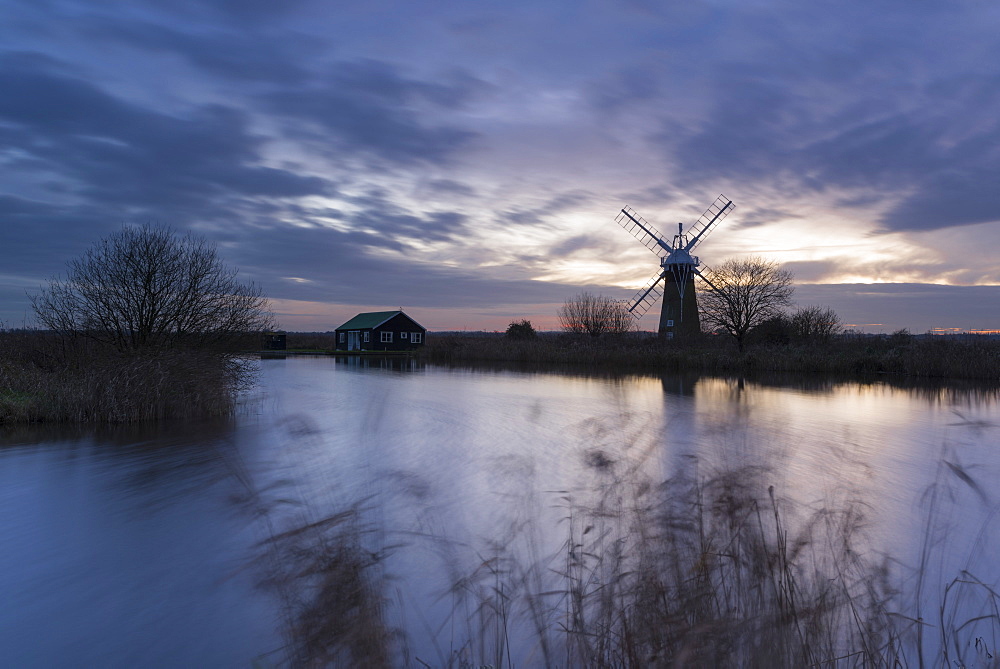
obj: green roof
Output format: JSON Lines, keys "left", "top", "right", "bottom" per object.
{"left": 335, "top": 310, "right": 404, "bottom": 330}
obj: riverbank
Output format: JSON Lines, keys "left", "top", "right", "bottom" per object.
{"left": 418, "top": 332, "right": 1000, "bottom": 381}
{"left": 0, "top": 330, "right": 254, "bottom": 423}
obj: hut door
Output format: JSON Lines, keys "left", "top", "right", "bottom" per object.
{"left": 347, "top": 331, "right": 360, "bottom": 351}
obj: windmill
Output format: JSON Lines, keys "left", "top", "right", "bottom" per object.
{"left": 615, "top": 195, "right": 735, "bottom": 339}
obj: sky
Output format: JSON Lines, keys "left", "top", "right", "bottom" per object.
{"left": 1, "top": 0, "right": 999, "bottom": 333}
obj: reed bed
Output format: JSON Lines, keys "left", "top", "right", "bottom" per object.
{"left": 419, "top": 333, "right": 1000, "bottom": 381}
{"left": 285, "top": 332, "right": 340, "bottom": 351}
{"left": 0, "top": 329, "right": 254, "bottom": 423}
{"left": 256, "top": 501, "right": 395, "bottom": 668}
{"left": 256, "top": 447, "right": 1000, "bottom": 668}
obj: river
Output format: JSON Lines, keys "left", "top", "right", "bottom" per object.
{"left": 2, "top": 356, "right": 998, "bottom": 667}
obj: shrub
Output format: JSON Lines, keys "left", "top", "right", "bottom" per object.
{"left": 505, "top": 319, "right": 537, "bottom": 340}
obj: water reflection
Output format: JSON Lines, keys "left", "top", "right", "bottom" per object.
{"left": 1, "top": 357, "right": 998, "bottom": 666}
{"left": 332, "top": 355, "right": 423, "bottom": 372}
{"left": 0, "top": 418, "right": 279, "bottom": 667}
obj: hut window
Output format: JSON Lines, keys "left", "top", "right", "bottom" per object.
{"left": 411, "top": 332, "right": 422, "bottom": 344}
{"left": 401, "top": 332, "right": 408, "bottom": 339}
{"left": 380, "top": 331, "right": 393, "bottom": 343}
{"left": 339, "top": 332, "right": 345, "bottom": 343}
{"left": 364, "top": 332, "right": 370, "bottom": 342}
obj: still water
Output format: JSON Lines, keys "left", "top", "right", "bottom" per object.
{"left": 1, "top": 356, "right": 998, "bottom": 666}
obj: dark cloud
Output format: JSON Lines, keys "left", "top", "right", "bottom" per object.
{"left": 549, "top": 234, "right": 606, "bottom": 258}
{"left": 0, "top": 196, "right": 115, "bottom": 276}
{"left": 122, "top": 0, "right": 316, "bottom": 24}
{"left": 0, "top": 54, "right": 331, "bottom": 212}
{"left": 262, "top": 59, "right": 482, "bottom": 166}
{"left": 423, "top": 179, "right": 478, "bottom": 198}
{"left": 653, "top": 11, "right": 1000, "bottom": 233}
{"left": 500, "top": 190, "right": 595, "bottom": 226}
{"left": 327, "top": 60, "right": 486, "bottom": 110}
{"left": 879, "top": 166, "right": 1000, "bottom": 232}
{"left": 87, "top": 19, "right": 316, "bottom": 84}
{"left": 196, "top": 0, "right": 315, "bottom": 22}
{"left": 221, "top": 222, "right": 591, "bottom": 312}
{"left": 733, "top": 205, "right": 801, "bottom": 229}
{"left": 780, "top": 260, "right": 842, "bottom": 283}
{"left": 588, "top": 65, "right": 664, "bottom": 113}
{"left": 334, "top": 188, "right": 470, "bottom": 244}
{"left": 669, "top": 72, "right": 1000, "bottom": 232}
{"left": 794, "top": 283, "right": 1000, "bottom": 332}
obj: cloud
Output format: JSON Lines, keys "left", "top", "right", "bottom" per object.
{"left": 794, "top": 283, "right": 1000, "bottom": 332}
{"left": 879, "top": 164, "right": 1000, "bottom": 232}
{"left": 87, "top": 19, "right": 317, "bottom": 84}
{"left": 0, "top": 196, "right": 122, "bottom": 274}
{"left": 0, "top": 53, "right": 331, "bottom": 212}
{"left": 648, "top": 6, "right": 1000, "bottom": 234}
{"left": 588, "top": 65, "right": 664, "bottom": 114}
{"left": 220, "top": 222, "right": 595, "bottom": 314}
{"left": 499, "top": 190, "right": 595, "bottom": 226}
{"left": 548, "top": 234, "right": 606, "bottom": 258}
{"left": 336, "top": 188, "right": 471, "bottom": 244}
{"left": 126, "top": 0, "right": 317, "bottom": 24}
{"left": 262, "top": 59, "right": 483, "bottom": 166}
{"left": 1, "top": 0, "right": 999, "bottom": 333}
{"left": 422, "top": 179, "right": 478, "bottom": 198}
{"left": 780, "top": 260, "right": 842, "bottom": 283}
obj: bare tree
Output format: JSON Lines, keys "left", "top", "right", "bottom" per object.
{"left": 700, "top": 257, "right": 794, "bottom": 351}
{"left": 558, "top": 292, "right": 635, "bottom": 337}
{"left": 31, "top": 225, "right": 275, "bottom": 352}
{"left": 790, "top": 306, "right": 842, "bottom": 343}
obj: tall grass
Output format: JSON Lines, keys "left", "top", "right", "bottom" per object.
{"left": 256, "top": 501, "right": 395, "bottom": 667}
{"left": 449, "top": 463, "right": 902, "bottom": 668}
{"left": 253, "top": 442, "right": 1000, "bottom": 668}
{"left": 285, "top": 332, "right": 340, "bottom": 351}
{"left": 419, "top": 333, "right": 1000, "bottom": 381}
{"left": 0, "top": 328, "right": 254, "bottom": 423}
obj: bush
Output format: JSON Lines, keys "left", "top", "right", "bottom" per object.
{"left": 505, "top": 319, "right": 537, "bottom": 340}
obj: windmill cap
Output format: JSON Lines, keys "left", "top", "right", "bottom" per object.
{"left": 662, "top": 248, "right": 697, "bottom": 266}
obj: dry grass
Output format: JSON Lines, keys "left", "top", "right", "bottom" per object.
{"left": 419, "top": 333, "right": 1000, "bottom": 381}
{"left": 0, "top": 328, "right": 254, "bottom": 423}
{"left": 254, "top": 446, "right": 1000, "bottom": 668}
{"left": 256, "top": 503, "right": 397, "bottom": 668}
{"left": 436, "top": 463, "right": 903, "bottom": 668}
{"left": 285, "top": 332, "right": 340, "bottom": 351}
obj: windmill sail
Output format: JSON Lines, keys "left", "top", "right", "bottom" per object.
{"left": 616, "top": 206, "right": 672, "bottom": 257}
{"left": 627, "top": 270, "right": 665, "bottom": 317}
{"left": 694, "top": 262, "right": 721, "bottom": 292}
{"left": 685, "top": 195, "right": 735, "bottom": 250}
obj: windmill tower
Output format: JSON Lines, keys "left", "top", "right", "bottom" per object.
{"left": 615, "top": 195, "right": 735, "bottom": 339}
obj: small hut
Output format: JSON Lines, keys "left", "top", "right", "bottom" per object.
{"left": 261, "top": 331, "right": 287, "bottom": 350}
{"left": 334, "top": 310, "right": 427, "bottom": 351}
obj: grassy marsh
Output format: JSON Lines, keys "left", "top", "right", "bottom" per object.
{"left": 0, "top": 328, "right": 256, "bottom": 423}
{"left": 419, "top": 333, "right": 1000, "bottom": 382}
